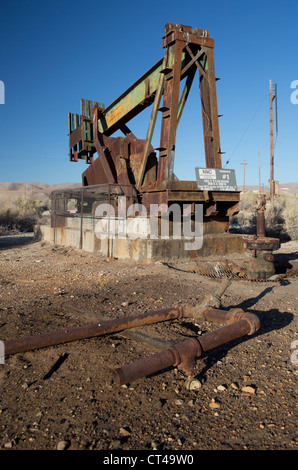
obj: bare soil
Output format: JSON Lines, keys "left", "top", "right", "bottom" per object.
{"left": 0, "top": 236, "right": 297, "bottom": 452}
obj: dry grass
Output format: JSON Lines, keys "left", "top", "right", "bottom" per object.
{"left": 1, "top": 192, "right": 297, "bottom": 241}
{"left": 231, "top": 192, "right": 298, "bottom": 240}
{"left": 0, "top": 197, "right": 46, "bottom": 235}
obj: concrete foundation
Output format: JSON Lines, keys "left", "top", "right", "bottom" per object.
{"left": 38, "top": 220, "right": 246, "bottom": 261}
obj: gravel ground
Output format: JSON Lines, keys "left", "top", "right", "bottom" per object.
{"left": 0, "top": 236, "right": 297, "bottom": 452}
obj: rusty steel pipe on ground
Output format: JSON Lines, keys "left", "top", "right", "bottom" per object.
{"left": 116, "top": 337, "right": 202, "bottom": 386}
{"left": 195, "top": 307, "right": 261, "bottom": 335}
{"left": 4, "top": 306, "right": 192, "bottom": 357}
{"left": 114, "top": 310, "right": 260, "bottom": 385}
{"left": 3, "top": 278, "right": 232, "bottom": 357}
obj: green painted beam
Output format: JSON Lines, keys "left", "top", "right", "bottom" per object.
{"left": 98, "top": 52, "right": 188, "bottom": 136}
{"left": 98, "top": 57, "right": 164, "bottom": 135}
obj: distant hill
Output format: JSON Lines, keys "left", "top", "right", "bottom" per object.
{"left": 238, "top": 182, "right": 298, "bottom": 194}
{"left": 0, "top": 181, "right": 297, "bottom": 203}
{"left": 0, "top": 182, "right": 81, "bottom": 202}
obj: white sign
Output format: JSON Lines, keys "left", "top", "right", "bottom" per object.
{"left": 195, "top": 168, "right": 237, "bottom": 191}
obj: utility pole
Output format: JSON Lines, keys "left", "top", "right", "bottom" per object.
{"left": 258, "top": 149, "right": 261, "bottom": 194}
{"left": 269, "top": 79, "right": 277, "bottom": 203}
{"left": 241, "top": 160, "right": 247, "bottom": 193}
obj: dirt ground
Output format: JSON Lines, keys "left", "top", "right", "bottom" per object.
{"left": 0, "top": 234, "right": 297, "bottom": 452}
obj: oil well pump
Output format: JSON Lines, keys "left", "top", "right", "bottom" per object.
{"left": 67, "top": 22, "right": 239, "bottom": 232}
{"left": 48, "top": 22, "right": 279, "bottom": 278}
{"left": 6, "top": 24, "right": 283, "bottom": 381}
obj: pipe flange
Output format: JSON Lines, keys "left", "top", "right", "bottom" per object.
{"left": 168, "top": 337, "right": 202, "bottom": 376}
{"left": 227, "top": 308, "right": 261, "bottom": 335}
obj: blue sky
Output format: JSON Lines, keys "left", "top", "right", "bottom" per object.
{"left": 0, "top": 0, "right": 297, "bottom": 187}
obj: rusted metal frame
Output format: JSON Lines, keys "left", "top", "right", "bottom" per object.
{"left": 205, "top": 46, "right": 222, "bottom": 168}
{"left": 69, "top": 99, "right": 103, "bottom": 163}
{"left": 69, "top": 123, "right": 95, "bottom": 164}
{"left": 135, "top": 53, "right": 167, "bottom": 190}
{"left": 164, "top": 45, "right": 204, "bottom": 82}
{"left": 166, "top": 190, "right": 207, "bottom": 202}
{"left": 177, "top": 64, "right": 196, "bottom": 125}
{"left": 156, "top": 40, "right": 184, "bottom": 185}
{"left": 137, "top": 47, "right": 203, "bottom": 190}
{"left": 98, "top": 58, "right": 164, "bottom": 136}
{"left": 186, "top": 41, "right": 221, "bottom": 168}
{"left": 212, "top": 191, "right": 240, "bottom": 202}
{"left": 205, "top": 202, "right": 218, "bottom": 217}
{"left": 120, "top": 125, "right": 137, "bottom": 141}
{"left": 166, "top": 39, "right": 184, "bottom": 182}
{"left": 92, "top": 107, "right": 115, "bottom": 184}
{"left": 155, "top": 48, "right": 174, "bottom": 185}
{"left": 196, "top": 44, "right": 222, "bottom": 169}
{"left": 186, "top": 45, "right": 208, "bottom": 80}
{"left": 226, "top": 201, "right": 240, "bottom": 217}
{"left": 162, "top": 28, "right": 214, "bottom": 50}
{"left": 97, "top": 49, "right": 191, "bottom": 140}
{"left": 198, "top": 53, "right": 215, "bottom": 168}
{"left": 68, "top": 116, "right": 81, "bottom": 162}
{"left": 68, "top": 113, "right": 76, "bottom": 162}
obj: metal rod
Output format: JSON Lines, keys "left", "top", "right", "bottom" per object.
{"left": 3, "top": 278, "right": 232, "bottom": 357}
{"left": 115, "top": 337, "right": 202, "bottom": 386}
{"left": 3, "top": 306, "right": 189, "bottom": 357}
{"left": 114, "top": 311, "right": 260, "bottom": 385}
{"left": 198, "top": 319, "right": 250, "bottom": 352}
{"left": 116, "top": 347, "right": 178, "bottom": 386}
{"left": 257, "top": 211, "right": 266, "bottom": 238}
{"left": 254, "top": 194, "right": 266, "bottom": 238}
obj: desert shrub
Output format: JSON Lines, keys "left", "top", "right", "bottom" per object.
{"left": 0, "top": 198, "right": 45, "bottom": 234}
{"left": 265, "top": 197, "right": 287, "bottom": 239}
{"left": 230, "top": 192, "right": 256, "bottom": 234}
{"left": 282, "top": 194, "right": 298, "bottom": 240}
{"left": 230, "top": 192, "right": 298, "bottom": 240}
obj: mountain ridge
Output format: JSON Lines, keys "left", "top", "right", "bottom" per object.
{"left": 0, "top": 181, "right": 297, "bottom": 202}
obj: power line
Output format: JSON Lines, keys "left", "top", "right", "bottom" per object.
{"left": 0, "top": 155, "right": 66, "bottom": 160}
{"left": 224, "top": 92, "right": 268, "bottom": 168}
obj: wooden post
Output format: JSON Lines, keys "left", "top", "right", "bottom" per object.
{"left": 258, "top": 149, "right": 261, "bottom": 194}
{"left": 241, "top": 160, "right": 247, "bottom": 193}
{"left": 269, "top": 80, "right": 274, "bottom": 202}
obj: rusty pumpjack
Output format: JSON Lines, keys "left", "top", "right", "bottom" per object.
{"left": 66, "top": 22, "right": 279, "bottom": 275}
{"left": 2, "top": 24, "right": 279, "bottom": 386}
{"left": 67, "top": 22, "right": 239, "bottom": 236}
